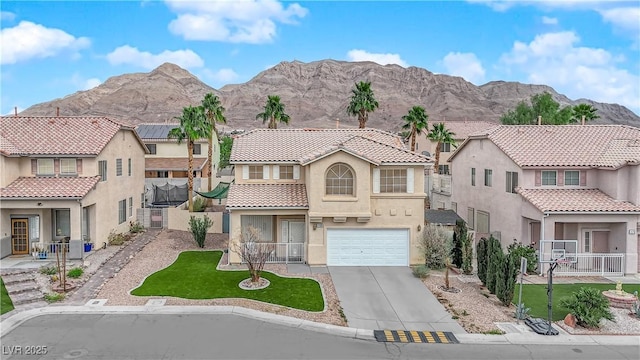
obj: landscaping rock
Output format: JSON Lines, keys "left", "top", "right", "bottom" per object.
{"left": 564, "top": 313, "right": 577, "bottom": 328}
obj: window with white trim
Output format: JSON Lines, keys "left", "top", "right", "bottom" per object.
{"left": 128, "top": 197, "right": 133, "bottom": 217}
{"left": 60, "top": 158, "right": 77, "bottom": 175}
{"left": 484, "top": 169, "right": 492, "bottom": 187}
{"left": 380, "top": 169, "right": 407, "bottom": 193}
{"left": 506, "top": 171, "right": 518, "bottom": 193}
{"left": 467, "top": 207, "right": 475, "bottom": 230}
{"left": 193, "top": 143, "right": 202, "bottom": 155}
{"left": 128, "top": 158, "right": 132, "bottom": 176}
{"left": 54, "top": 209, "right": 70, "bottom": 237}
{"left": 542, "top": 171, "right": 557, "bottom": 186}
{"left": 37, "top": 159, "right": 54, "bottom": 175}
{"left": 326, "top": 163, "right": 354, "bottom": 195}
{"left": 471, "top": 168, "right": 476, "bottom": 186}
{"left": 147, "top": 144, "right": 157, "bottom": 154}
{"left": 248, "top": 165, "right": 264, "bottom": 179}
{"left": 440, "top": 142, "right": 452, "bottom": 152}
{"left": 438, "top": 164, "right": 450, "bottom": 175}
{"left": 98, "top": 160, "right": 107, "bottom": 181}
{"left": 118, "top": 199, "right": 126, "bottom": 224}
{"left": 279, "top": 165, "right": 294, "bottom": 179}
{"left": 116, "top": 159, "right": 123, "bottom": 176}
{"left": 564, "top": 170, "right": 579, "bottom": 186}
{"left": 477, "top": 210, "right": 490, "bottom": 233}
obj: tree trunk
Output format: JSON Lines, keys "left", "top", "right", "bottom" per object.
{"left": 251, "top": 270, "right": 260, "bottom": 283}
{"left": 410, "top": 127, "right": 416, "bottom": 152}
{"left": 269, "top": 117, "right": 276, "bottom": 129}
{"left": 187, "top": 140, "right": 194, "bottom": 212}
{"left": 434, "top": 142, "right": 442, "bottom": 171}
{"left": 207, "top": 129, "right": 213, "bottom": 192}
{"left": 359, "top": 111, "right": 366, "bottom": 128}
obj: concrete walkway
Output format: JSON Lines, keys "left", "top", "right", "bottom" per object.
{"left": 329, "top": 267, "right": 465, "bottom": 333}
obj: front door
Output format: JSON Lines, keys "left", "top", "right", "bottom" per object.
{"left": 288, "top": 221, "right": 305, "bottom": 258}
{"left": 11, "top": 219, "right": 29, "bottom": 255}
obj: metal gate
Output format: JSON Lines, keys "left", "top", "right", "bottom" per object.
{"left": 150, "top": 209, "right": 163, "bottom": 228}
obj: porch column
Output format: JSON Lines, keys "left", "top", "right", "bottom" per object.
{"left": 625, "top": 220, "right": 638, "bottom": 275}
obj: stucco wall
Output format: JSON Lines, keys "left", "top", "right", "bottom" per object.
{"left": 167, "top": 208, "right": 222, "bottom": 233}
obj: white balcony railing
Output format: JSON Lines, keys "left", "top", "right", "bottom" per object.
{"left": 551, "top": 253, "right": 625, "bottom": 276}
{"left": 243, "top": 242, "right": 305, "bottom": 264}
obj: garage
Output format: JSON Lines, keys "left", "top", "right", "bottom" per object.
{"left": 326, "top": 228, "right": 409, "bottom": 266}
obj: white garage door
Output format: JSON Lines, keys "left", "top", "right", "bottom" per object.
{"left": 326, "top": 229, "right": 409, "bottom": 266}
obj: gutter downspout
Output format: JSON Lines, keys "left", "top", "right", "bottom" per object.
{"left": 539, "top": 212, "right": 550, "bottom": 276}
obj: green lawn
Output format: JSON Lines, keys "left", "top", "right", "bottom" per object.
{"left": 1, "top": 277, "right": 15, "bottom": 315}
{"left": 519, "top": 283, "right": 640, "bottom": 321}
{"left": 131, "top": 251, "right": 324, "bottom": 311}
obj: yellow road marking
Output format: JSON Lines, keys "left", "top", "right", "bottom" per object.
{"left": 410, "top": 330, "right": 422, "bottom": 343}
{"left": 422, "top": 331, "right": 436, "bottom": 342}
{"left": 384, "top": 330, "right": 394, "bottom": 342}
{"left": 397, "top": 331, "right": 408, "bottom": 342}
{"left": 436, "top": 331, "right": 449, "bottom": 343}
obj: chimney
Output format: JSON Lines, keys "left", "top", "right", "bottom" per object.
{"left": 537, "top": 115, "right": 542, "bottom": 125}
{"left": 56, "top": 107, "right": 60, "bottom": 117}
{"left": 14, "top": 107, "right": 17, "bottom": 116}
{"left": 581, "top": 115, "right": 585, "bottom": 126}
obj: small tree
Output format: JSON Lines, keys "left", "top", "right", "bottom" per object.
{"left": 501, "top": 252, "right": 519, "bottom": 306}
{"left": 419, "top": 224, "right": 452, "bottom": 269}
{"left": 486, "top": 236, "right": 502, "bottom": 294}
{"left": 477, "top": 237, "right": 488, "bottom": 285}
{"left": 443, "top": 256, "right": 452, "bottom": 290}
{"left": 461, "top": 232, "right": 473, "bottom": 275}
{"left": 561, "top": 287, "right": 614, "bottom": 328}
{"left": 231, "top": 226, "right": 271, "bottom": 283}
{"left": 452, "top": 220, "right": 466, "bottom": 268}
{"left": 188, "top": 215, "right": 213, "bottom": 248}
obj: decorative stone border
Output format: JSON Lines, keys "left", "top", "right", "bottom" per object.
{"left": 239, "top": 278, "right": 270, "bottom": 290}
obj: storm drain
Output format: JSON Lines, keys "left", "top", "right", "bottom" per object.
{"left": 373, "top": 330, "right": 458, "bottom": 343}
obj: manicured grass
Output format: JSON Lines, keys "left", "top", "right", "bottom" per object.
{"left": 131, "top": 251, "right": 324, "bottom": 311}
{"left": 1, "top": 277, "right": 15, "bottom": 315}
{"left": 520, "top": 283, "right": 640, "bottom": 321}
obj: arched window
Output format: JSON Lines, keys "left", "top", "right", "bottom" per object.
{"left": 325, "top": 163, "right": 354, "bottom": 195}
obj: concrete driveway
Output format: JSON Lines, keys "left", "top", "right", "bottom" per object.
{"left": 329, "top": 267, "right": 465, "bottom": 332}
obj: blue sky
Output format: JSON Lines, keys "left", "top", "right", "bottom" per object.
{"left": 2, "top": 0, "right": 639, "bottom": 116}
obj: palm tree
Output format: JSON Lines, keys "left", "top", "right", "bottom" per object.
{"left": 347, "top": 81, "right": 379, "bottom": 128}
{"left": 571, "top": 103, "right": 599, "bottom": 124}
{"left": 168, "top": 105, "right": 210, "bottom": 212}
{"left": 201, "top": 93, "right": 226, "bottom": 192}
{"left": 256, "top": 95, "right": 290, "bottom": 129}
{"left": 427, "top": 122, "right": 456, "bottom": 173}
{"left": 401, "top": 106, "right": 429, "bottom": 152}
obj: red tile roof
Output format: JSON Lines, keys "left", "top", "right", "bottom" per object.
{"left": 145, "top": 157, "right": 208, "bottom": 171}
{"left": 1, "top": 176, "right": 101, "bottom": 199}
{"left": 456, "top": 125, "right": 640, "bottom": 168}
{"left": 227, "top": 184, "right": 309, "bottom": 209}
{"left": 0, "top": 116, "right": 135, "bottom": 156}
{"left": 434, "top": 120, "right": 499, "bottom": 140}
{"left": 230, "top": 128, "right": 429, "bottom": 164}
{"left": 517, "top": 188, "right": 640, "bottom": 213}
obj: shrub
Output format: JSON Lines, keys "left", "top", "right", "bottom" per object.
{"left": 108, "top": 231, "right": 126, "bottom": 246}
{"left": 451, "top": 220, "right": 465, "bottom": 268}
{"left": 631, "top": 291, "right": 640, "bottom": 319}
{"left": 193, "top": 196, "right": 207, "bottom": 212}
{"left": 514, "top": 302, "right": 531, "bottom": 320}
{"left": 507, "top": 242, "right": 538, "bottom": 274}
{"left": 67, "top": 267, "right": 84, "bottom": 279}
{"left": 39, "top": 265, "right": 57, "bottom": 275}
{"left": 129, "top": 221, "right": 145, "bottom": 233}
{"left": 189, "top": 215, "right": 213, "bottom": 248}
{"left": 44, "top": 292, "right": 65, "bottom": 303}
{"left": 560, "top": 287, "right": 614, "bottom": 328}
{"left": 485, "top": 236, "right": 502, "bottom": 294}
{"left": 497, "top": 253, "right": 518, "bottom": 306}
{"left": 419, "top": 224, "right": 452, "bottom": 269}
{"left": 477, "top": 237, "right": 488, "bottom": 285}
{"left": 461, "top": 232, "right": 473, "bottom": 275}
{"left": 411, "top": 264, "right": 430, "bottom": 279}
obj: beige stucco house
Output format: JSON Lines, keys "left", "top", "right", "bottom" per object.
{"left": 1, "top": 116, "right": 147, "bottom": 259}
{"left": 226, "top": 129, "right": 432, "bottom": 266}
{"left": 449, "top": 124, "right": 640, "bottom": 275}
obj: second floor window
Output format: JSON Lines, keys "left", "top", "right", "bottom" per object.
{"left": 157, "top": 171, "right": 168, "bottom": 178}
{"left": 564, "top": 170, "right": 579, "bottom": 186}
{"left": 193, "top": 143, "right": 202, "bottom": 155}
{"left": 37, "top": 159, "right": 54, "bottom": 175}
{"left": 440, "top": 142, "right": 452, "bottom": 152}
{"left": 128, "top": 158, "right": 132, "bottom": 176}
{"left": 380, "top": 169, "right": 407, "bottom": 193}
{"left": 484, "top": 169, "right": 492, "bottom": 187}
{"left": 471, "top": 168, "right": 476, "bottom": 186}
{"left": 249, "top": 165, "right": 264, "bottom": 179}
{"left": 147, "top": 144, "right": 157, "bottom": 154}
{"left": 542, "top": 170, "right": 557, "bottom": 186}
{"left": 438, "top": 164, "right": 450, "bottom": 175}
{"left": 98, "top": 160, "right": 107, "bottom": 181}
{"left": 279, "top": 165, "right": 294, "bottom": 179}
{"left": 116, "top": 159, "right": 123, "bottom": 176}
{"left": 506, "top": 171, "right": 518, "bottom": 193}
{"left": 326, "top": 163, "right": 354, "bottom": 195}
{"left": 60, "top": 158, "right": 77, "bottom": 175}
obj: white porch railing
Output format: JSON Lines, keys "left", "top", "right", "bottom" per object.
{"left": 431, "top": 174, "right": 452, "bottom": 195}
{"left": 552, "top": 253, "right": 625, "bottom": 276}
{"left": 243, "top": 243, "right": 305, "bottom": 264}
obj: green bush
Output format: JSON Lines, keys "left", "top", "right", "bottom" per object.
{"left": 486, "top": 236, "right": 502, "bottom": 294}
{"left": 108, "top": 231, "right": 126, "bottom": 246}
{"left": 411, "top": 264, "right": 430, "bottom": 279}
{"left": 419, "top": 224, "right": 452, "bottom": 269}
{"left": 477, "top": 237, "right": 488, "bottom": 285}
{"left": 560, "top": 287, "right": 614, "bottom": 328}
{"left": 44, "top": 292, "right": 65, "bottom": 303}
{"left": 451, "top": 220, "right": 465, "bottom": 268}
{"left": 461, "top": 232, "right": 473, "bottom": 275}
{"left": 497, "top": 253, "right": 518, "bottom": 306}
{"left": 129, "top": 221, "right": 145, "bottom": 233}
{"left": 193, "top": 196, "right": 207, "bottom": 212}
{"left": 39, "top": 265, "right": 57, "bottom": 275}
{"left": 189, "top": 215, "right": 213, "bottom": 248}
{"left": 507, "top": 242, "right": 538, "bottom": 274}
{"left": 67, "top": 267, "right": 84, "bottom": 278}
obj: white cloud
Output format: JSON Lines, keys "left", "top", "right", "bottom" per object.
{"left": 599, "top": 7, "right": 640, "bottom": 33}
{"left": 542, "top": 16, "right": 558, "bottom": 25}
{"left": 442, "top": 52, "right": 486, "bottom": 84}
{"left": 1, "top": 11, "right": 16, "bottom": 21}
{"left": 106, "top": 45, "right": 204, "bottom": 69}
{"left": 165, "top": 0, "right": 308, "bottom": 44}
{"left": 500, "top": 31, "right": 639, "bottom": 111}
{"left": 202, "top": 68, "right": 239, "bottom": 84}
{"left": 346, "top": 49, "right": 408, "bottom": 67}
{"left": 0, "top": 21, "right": 90, "bottom": 65}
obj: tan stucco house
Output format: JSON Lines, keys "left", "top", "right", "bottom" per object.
{"left": 227, "top": 129, "right": 432, "bottom": 266}
{"left": 449, "top": 124, "right": 640, "bottom": 275}
{"left": 1, "top": 116, "right": 147, "bottom": 259}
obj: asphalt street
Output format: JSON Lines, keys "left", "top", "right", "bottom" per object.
{"left": 1, "top": 314, "right": 639, "bottom": 360}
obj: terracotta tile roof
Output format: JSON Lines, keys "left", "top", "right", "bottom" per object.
{"left": 517, "top": 188, "right": 640, "bottom": 213}
{"left": 226, "top": 184, "right": 309, "bottom": 209}
{"left": 231, "top": 129, "right": 429, "bottom": 164}
{"left": 454, "top": 125, "right": 640, "bottom": 168}
{"left": 1, "top": 176, "right": 101, "bottom": 199}
{"left": 145, "top": 157, "right": 208, "bottom": 171}
{"left": 0, "top": 116, "right": 135, "bottom": 156}
{"left": 435, "top": 120, "right": 499, "bottom": 140}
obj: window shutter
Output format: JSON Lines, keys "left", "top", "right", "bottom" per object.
{"left": 31, "top": 159, "right": 37, "bottom": 174}
{"left": 263, "top": 165, "right": 269, "bottom": 180}
{"left": 557, "top": 171, "right": 564, "bottom": 186}
{"left": 281, "top": 220, "right": 289, "bottom": 242}
{"left": 77, "top": 159, "right": 83, "bottom": 175}
{"left": 242, "top": 165, "right": 249, "bottom": 180}
{"left": 54, "top": 159, "right": 60, "bottom": 175}
{"left": 535, "top": 170, "right": 541, "bottom": 186}
{"left": 579, "top": 170, "right": 587, "bottom": 186}
{"left": 406, "top": 168, "right": 414, "bottom": 194}
{"left": 293, "top": 165, "right": 300, "bottom": 180}
{"left": 273, "top": 165, "right": 280, "bottom": 180}
{"left": 505, "top": 172, "right": 510, "bottom": 193}
{"left": 373, "top": 168, "right": 380, "bottom": 193}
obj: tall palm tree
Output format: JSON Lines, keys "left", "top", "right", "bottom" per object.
{"left": 168, "top": 105, "right": 210, "bottom": 212}
{"left": 201, "top": 93, "right": 226, "bottom": 192}
{"left": 571, "top": 103, "right": 600, "bottom": 124}
{"left": 256, "top": 95, "right": 290, "bottom": 129}
{"left": 427, "top": 122, "right": 457, "bottom": 173}
{"left": 401, "top": 106, "right": 429, "bottom": 152}
{"left": 347, "top": 81, "right": 379, "bottom": 128}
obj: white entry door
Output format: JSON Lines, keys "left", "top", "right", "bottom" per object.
{"left": 282, "top": 220, "right": 304, "bottom": 258}
{"left": 326, "top": 228, "right": 409, "bottom": 266}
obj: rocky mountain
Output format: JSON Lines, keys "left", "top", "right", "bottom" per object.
{"left": 18, "top": 60, "right": 639, "bottom": 130}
